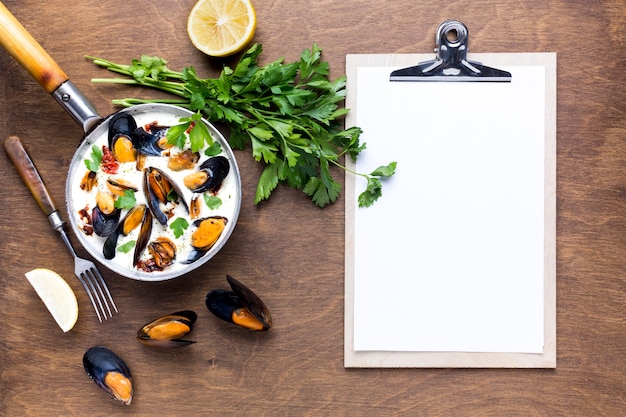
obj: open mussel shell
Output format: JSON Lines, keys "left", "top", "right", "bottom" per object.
{"left": 108, "top": 112, "right": 137, "bottom": 161}
{"left": 144, "top": 166, "right": 189, "bottom": 225}
{"left": 206, "top": 275, "right": 272, "bottom": 331}
{"left": 137, "top": 310, "right": 197, "bottom": 347}
{"left": 184, "top": 155, "right": 230, "bottom": 194}
{"left": 132, "top": 126, "right": 164, "bottom": 156}
{"left": 182, "top": 216, "right": 228, "bottom": 264}
{"left": 103, "top": 204, "right": 148, "bottom": 260}
{"left": 83, "top": 346, "right": 133, "bottom": 405}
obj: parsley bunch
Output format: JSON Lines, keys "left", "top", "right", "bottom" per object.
{"left": 87, "top": 44, "right": 396, "bottom": 207}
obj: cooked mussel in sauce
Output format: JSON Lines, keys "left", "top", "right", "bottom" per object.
{"left": 137, "top": 310, "right": 197, "bottom": 347}
{"left": 108, "top": 113, "right": 168, "bottom": 160}
{"left": 144, "top": 166, "right": 189, "bottom": 225}
{"left": 92, "top": 192, "right": 120, "bottom": 237}
{"left": 102, "top": 204, "right": 149, "bottom": 261}
{"left": 206, "top": 275, "right": 272, "bottom": 331}
{"left": 148, "top": 237, "right": 176, "bottom": 268}
{"left": 183, "top": 155, "right": 230, "bottom": 194}
{"left": 108, "top": 113, "right": 138, "bottom": 163}
{"left": 83, "top": 346, "right": 133, "bottom": 405}
{"left": 182, "top": 216, "right": 228, "bottom": 264}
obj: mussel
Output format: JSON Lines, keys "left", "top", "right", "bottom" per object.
{"left": 131, "top": 126, "right": 165, "bottom": 157}
{"left": 206, "top": 275, "right": 272, "bottom": 331}
{"left": 183, "top": 155, "right": 230, "bottom": 194}
{"left": 182, "top": 216, "right": 228, "bottom": 264}
{"left": 133, "top": 208, "right": 153, "bottom": 267}
{"left": 80, "top": 170, "right": 97, "bottom": 191}
{"left": 147, "top": 237, "right": 176, "bottom": 268}
{"left": 168, "top": 149, "right": 200, "bottom": 171}
{"left": 137, "top": 310, "right": 197, "bottom": 347}
{"left": 108, "top": 112, "right": 138, "bottom": 162}
{"left": 108, "top": 112, "right": 167, "bottom": 160}
{"left": 106, "top": 177, "right": 139, "bottom": 196}
{"left": 103, "top": 204, "right": 148, "bottom": 260}
{"left": 144, "top": 166, "right": 189, "bottom": 225}
{"left": 92, "top": 192, "right": 120, "bottom": 237}
{"left": 83, "top": 346, "right": 133, "bottom": 405}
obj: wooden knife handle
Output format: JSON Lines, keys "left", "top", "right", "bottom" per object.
{"left": 4, "top": 135, "right": 58, "bottom": 217}
{"left": 0, "top": 2, "right": 68, "bottom": 93}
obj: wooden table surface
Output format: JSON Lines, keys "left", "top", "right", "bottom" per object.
{"left": 1, "top": 0, "right": 624, "bottom": 415}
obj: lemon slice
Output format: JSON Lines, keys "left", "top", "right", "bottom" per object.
{"left": 187, "top": 0, "right": 256, "bottom": 57}
{"left": 25, "top": 268, "right": 79, "bottom": 332}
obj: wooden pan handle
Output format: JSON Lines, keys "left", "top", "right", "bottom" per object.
{"left": 4, "top": 135, "right": 58, "bottom": 216}
{"left": 0, "top": 2, "right": 68, "bottom": 93}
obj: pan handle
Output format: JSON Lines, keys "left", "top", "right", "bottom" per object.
{"left": 0, "top": 2, "right": 68, "bottom": 93}
{"left": 0, "top": 3, "right": 102, "bottom": 133}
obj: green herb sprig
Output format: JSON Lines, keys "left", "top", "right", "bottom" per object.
{"left": 86, "top": 44, "right": 396, "bottom": 207}
{"left": 84, "top": 145, "right": 103, "bottom": 172}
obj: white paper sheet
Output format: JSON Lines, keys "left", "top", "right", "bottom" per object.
{"left": 352, "top": 66, "right": 546, "bottom": 353}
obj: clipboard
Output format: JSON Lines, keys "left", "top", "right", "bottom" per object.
{"left": 344, "top": 21, "right": 556, "bottom": 368}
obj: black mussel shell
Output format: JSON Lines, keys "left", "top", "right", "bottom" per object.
{"left": 191, "top": 156, "right": 230, "bottom": 193}
{"left": 227, "top": 275, "right": 272, "bottom": 329}
{"left": 102, "top": 227, "right": 121, "bottom": 260}
{"left": 133, "top": 209, "right": 153, "bottom": 266}
{"left": 103, "top": 205, "right": 148, "bottom": 260}
{"left": 83, "top": 346, "right": 133, "bottom": 405}
{"left": 205, "top": 289, "right": 243, "bottom": 324}
{"left": 108, "top": 113, "right": 137, "bottom": 151}
{"left": 205, "top": 275, "right": 272, "bottom": 331}
{"left": 181, "top": 248, "right": 206, "bottom": 265}
{"left": 137, "top": 310, "right": 197, "bottom": 348}
{"left": 132, "top": 127, "right": 163, "bottom": 156}
{"left": 92, "top": 206, "right": 120, "bottom": 237}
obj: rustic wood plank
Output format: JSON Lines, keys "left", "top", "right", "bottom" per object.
{"left": 0, "top": 0, "right": 624, "bottom": 415}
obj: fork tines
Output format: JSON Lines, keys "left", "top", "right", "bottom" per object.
{"left": 76, "top": 265, "right": 118, "bottom": 322}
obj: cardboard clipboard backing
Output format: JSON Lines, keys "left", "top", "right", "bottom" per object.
{"left": 344, "top": 52, "right": 556, "bottom": 368}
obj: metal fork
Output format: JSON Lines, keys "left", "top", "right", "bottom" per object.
{"left": 4, "top": 135, "right": 117, "bottom": 321}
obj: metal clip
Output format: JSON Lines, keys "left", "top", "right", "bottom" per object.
{"left": 390, "top": 20, "right": 511, "bottom": 82}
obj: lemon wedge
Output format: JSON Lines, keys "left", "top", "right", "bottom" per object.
{"left": 25, "top": 268, "right": 79, "bottom": 332}
{"left": 187, "top": 0, "right": 256, "bottom": 57}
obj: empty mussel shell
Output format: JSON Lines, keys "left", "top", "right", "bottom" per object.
{"left": 83, "top": 346, "right": 133, "bottom": 405}
{"left": 137, "top": 310, "right": 197, "bottom": 347}
{"left": 206, "top": 275, "right": 272, "bottom": 331}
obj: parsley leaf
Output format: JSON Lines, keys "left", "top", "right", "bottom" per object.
{"left": 203, "top": 194, "right": 222, "bottom": 210}
{"left": 204, "top": 142, "right": 222, "bottom": 157}
{"left": 88, "top": 44, "right": 397, "bottom": 207}
{"left": 170, "top": 217, "right": 189, "bottom": 238}
{"left": 84, "top": 145, "right": 103, "bottom": 172}
{"left": 114, "top": 190, "right": 136, "bottom": 209}
{"left": 117, "top": 240, "right": 136, "bottom": 253}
